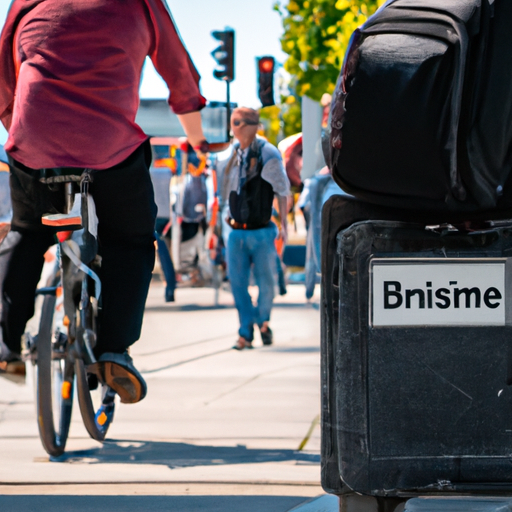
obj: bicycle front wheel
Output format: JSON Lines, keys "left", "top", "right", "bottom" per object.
{"left": 36, "top": 292, "right": 74, "bottom": 458}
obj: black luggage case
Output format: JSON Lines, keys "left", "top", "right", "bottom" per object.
{"left": 321, "top": 195, "right": 512, "bottom": 496}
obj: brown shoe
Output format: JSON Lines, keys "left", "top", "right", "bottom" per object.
{"left": 232, "top": 337, "right": 253, "bottom": 350}
{"left": 0, "top": 340, "right": 25, "bottom": 376}
{"left": 0, "top": 360, "right": 26, "bottom": 377}
{"left": 88, "top": 352, "right": 146, "bottom": 404}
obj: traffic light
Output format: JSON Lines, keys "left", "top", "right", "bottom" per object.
{"left": 211, "top": 29, "right": 235, "bottom": 82}
{"left": 257, "top": 56, "right": 275, "bottom": 107}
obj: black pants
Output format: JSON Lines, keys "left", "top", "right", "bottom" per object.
{"left": 1, "top": 141, "right": 157, "bottom": 356}
{"left": 154, "top": 218, "right": 176, "bottom": 295}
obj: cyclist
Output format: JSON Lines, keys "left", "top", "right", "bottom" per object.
{"left": 0, "top": 0, "right": 209, "bottom": 403}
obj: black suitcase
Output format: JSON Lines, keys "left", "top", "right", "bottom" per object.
{"left": 328, "top": 0, "right": 512, "bottom": 213}
{"left": 321, "top": 194, "right": 512, "bottom": 496}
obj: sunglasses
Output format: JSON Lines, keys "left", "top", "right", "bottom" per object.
{"left": 232, "top": 119, "right": 259, "bottom": 127}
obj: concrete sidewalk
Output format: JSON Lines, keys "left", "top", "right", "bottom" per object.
{"left": 0, "top": 282, "right": 337, "bottom": 511}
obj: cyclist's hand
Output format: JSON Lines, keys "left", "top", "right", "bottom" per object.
{"left": 194, "top": 140, "right": 231, "bottom": 155}
{"left": 207, "top": 142, "right": 231, "bottom": 153}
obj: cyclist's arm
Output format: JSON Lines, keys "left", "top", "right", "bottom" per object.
{"left": 177, "top": 112, "right": 205, "bottom": 149}
{"left": 146, "top": 0, "right": 206, "bottom": 115}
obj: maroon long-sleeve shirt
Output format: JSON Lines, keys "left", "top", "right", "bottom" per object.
{"left": 0, "top": 0, "right": 206, "bottom": 169}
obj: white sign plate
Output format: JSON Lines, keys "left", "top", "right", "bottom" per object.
{"left": 371, "top": 259, "right": 507, "bottom": 327}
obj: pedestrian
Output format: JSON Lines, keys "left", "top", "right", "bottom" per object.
{"left": 149, "top": 155, "right": 177, "bottom": 302}
{"left": 224, "top": 107, "right": 290, "bottom": 350}
{"left": 177, "top": 147, "right": 211, "bottom": 286}
{"left": 0, "top": 0, "right": 208, "bottom": 403}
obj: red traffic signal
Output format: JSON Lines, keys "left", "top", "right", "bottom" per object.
{"left": 257, "top": 56, "right": 275, "bottom": 107}
{"left": 259, "top": 57, "right": 274, "bottom": 73}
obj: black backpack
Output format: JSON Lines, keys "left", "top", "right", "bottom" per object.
{"left": 327, "top": 0, "right": 512, "bottom": 213}
{"left": 228, "top": 141, "right": 274, "bottom": 227}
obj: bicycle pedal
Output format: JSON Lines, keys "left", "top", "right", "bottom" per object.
{"left": 95, "top": 402, "right": 115, "bottom": 434}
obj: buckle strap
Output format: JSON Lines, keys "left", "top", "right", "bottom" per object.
{"left": 226, "top": 217, "right": 268, "bottom": 230}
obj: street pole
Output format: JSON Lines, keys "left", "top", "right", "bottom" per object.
{"left": 226, "top": 80, "right": 231, "bottom": 142}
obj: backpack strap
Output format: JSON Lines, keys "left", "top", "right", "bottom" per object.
{"left": 220, "top": 148, "right": 238, "bottom": 204}
{"left": 245, "top": 138, "right": 266, "bottom": 182}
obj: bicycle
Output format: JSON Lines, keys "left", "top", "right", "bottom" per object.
{"left": 25, "top": 142, "right": 230, "bottom": 457}
{"left": 24, "top": 171, "right": 115, "bottom": 458}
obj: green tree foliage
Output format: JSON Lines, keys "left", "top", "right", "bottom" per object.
{"left": 281, "top": 96, "right": 302, "bottom": 138}
{"left": 259, "top": 105, "right": 281, "bottom": 145}
{"left": 275, "top": 0, "right": 385, "bottom": 101}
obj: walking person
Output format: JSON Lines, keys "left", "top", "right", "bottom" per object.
{"left": 0, "top": 0, "right": 208, "bottom": 402}
{"left": 150, "top": 163, "right": 177, "bottom": 303}
{"left": 224, "top": 108, "right": 290, "bottom": 350}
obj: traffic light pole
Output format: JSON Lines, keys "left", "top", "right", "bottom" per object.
{"left": 226, "top": 80, "right": 231, "bottom": 142}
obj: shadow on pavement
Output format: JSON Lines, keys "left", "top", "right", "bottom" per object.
{"left": 144, "top": 304, "right": 233, "bottom": 313}
{"left": 52, "top": 440, "right": 320, "bottom": 469}
{"left": 0, "top": 495, "right": 311, "bottom": 512}
{"left": 271, "top": 303, "right": 316, "bottom": 309}
{"left": 144, "top": 302, "right": 317, "bottom": 313}
{"left": 269, "top": 347, "right": 320, "bottom": 353}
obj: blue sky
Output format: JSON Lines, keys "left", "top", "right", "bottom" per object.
{"left": 0, "top": 0, "right": 288, "bottom": 144}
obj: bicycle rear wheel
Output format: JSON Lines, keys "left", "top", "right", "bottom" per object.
{"left": 36, "top": 291, "right": 74, "bottom": 458}
{"left": 74, "top": 275, "right": 115, "bottom": 442}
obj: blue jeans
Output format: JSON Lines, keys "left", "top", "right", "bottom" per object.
{"left": 227, "top": 222, "right": 278, "bottom": 341}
